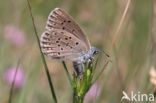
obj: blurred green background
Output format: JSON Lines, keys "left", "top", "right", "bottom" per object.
{"left": 0, "top": 0, "right": 155, "bottom": 103}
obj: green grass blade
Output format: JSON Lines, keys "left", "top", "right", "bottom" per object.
{"left": 62, "top": 61, "right": 73, "bottom": 87}
{"left": 92, "top": 57, "right": 99, "bottom": 75}
{"left": 91, "top": 61, "right": 109, "bottom": 85}
{"left": 26, "top": 0, "right": 57, "bottom": 102}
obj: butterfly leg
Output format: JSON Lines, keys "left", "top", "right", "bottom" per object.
{"left": 72, "top": 61, "right": 85, "bottom": 79}
{"left": 87, "top": 56, "right": 94, "bottom": 68}
{"left": 88, "top": 57, "right": 93, "bottom": 63}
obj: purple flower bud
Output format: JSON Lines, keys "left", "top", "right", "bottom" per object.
{"left": 3, "top": 67, "right": 25, "bottom": 88}
{"left": 3, "top": 25, "right": 26, "bottom": 46}
{"left": 85, "top": 83, "right": 100, "bottom": 102}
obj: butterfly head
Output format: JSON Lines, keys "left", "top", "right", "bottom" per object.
{"left": 91, "top": 47, "right": 112, "bottom": 63}
{"left": 91, "top": 46, "right": 111, "bottom": 61}
{"left": 91, "top": 46, "right": 99, "bottom": 56}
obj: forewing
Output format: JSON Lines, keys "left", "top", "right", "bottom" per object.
{"left": 40, "top": 29, "right": 88, "bottom": 60}
{"left": 46, "top": 8, "right": 91, "bottom": 52}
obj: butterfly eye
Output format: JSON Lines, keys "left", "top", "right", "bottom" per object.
{"left": 93, "top": 50, "right": 99, "bottom": 55}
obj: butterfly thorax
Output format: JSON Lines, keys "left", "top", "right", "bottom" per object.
{"left": 81, "top": 46, "right": 99, "bottom": 62}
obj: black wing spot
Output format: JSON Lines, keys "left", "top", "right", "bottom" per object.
{"left": 58, "top": 38, "right": 61, "bottom": 40}
{"left": 58, "top": 52, "right": 60, "bottom": 55}
{"left": 58, "top": 44, "right": 60, "bottom": 47}
{"left": 68, "top": 20, "right": 71, "bottom": 23}
{"left": 61, "top": 48, "right": 63, "bottom": 50}
{"left": 69, "top": 37, "right": 72, "bottom": 39}
{"left": 61, "top": 22, "right": 63, "bottom": 25}
{"left": 76, "top": 42, "right": 79, "bottom": 45}
{"left": 50, "top": 15, "right": 55, "bottom": 18}
{"left": 45, "top": 33, "right": 50, "bottom": 36}
{"left": 70, "top": 47, "right": 72, "bottom": 49}
{"left": 56, "top": 41, "right": 59, "bottom": 43}
{"left": 62, "top": 27, "right": 65, "bottom": 30}
{"left": 49, "top": 19, "right": 52, "bottom": 22}
{"left": 54, "top": 33, "right": 57, "bottom": 35}
{"left": 65, "top": 38, "right": 68, "bottom": 40}
{"left": 64, "top": 20, "right": 66, "bottom": 22}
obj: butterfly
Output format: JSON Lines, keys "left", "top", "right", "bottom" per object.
{"left": 40, "top": 8, "right": 101, "bottom": 63}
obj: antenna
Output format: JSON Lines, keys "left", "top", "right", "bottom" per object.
{"left": 100, "top": 50, "right": 112, "bottom": 63}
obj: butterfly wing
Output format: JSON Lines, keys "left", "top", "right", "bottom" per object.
{"left": 40, "top": 8, "right": 91, "bottom": 60}
{"left": 46, "top": 8, "right": 91, "bottom": 52}
{"left": 41, "top": 29, "right": 88, "bottom": 60}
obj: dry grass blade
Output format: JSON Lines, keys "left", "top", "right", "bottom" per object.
{"left": 110, "top": 0, "right": 131, "bottom": 52}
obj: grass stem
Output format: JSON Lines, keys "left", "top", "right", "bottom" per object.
{"left": 62, "top": 61, "right": 73, "bottom": 86}
{"left": 26, "top": 0, "right": 57, "bottom": 102}
{"left": 8, "top": 59, "right": 20, "bottom": 103}
{"left": 110, "top": 0, "right": 131, "bottom": 52}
